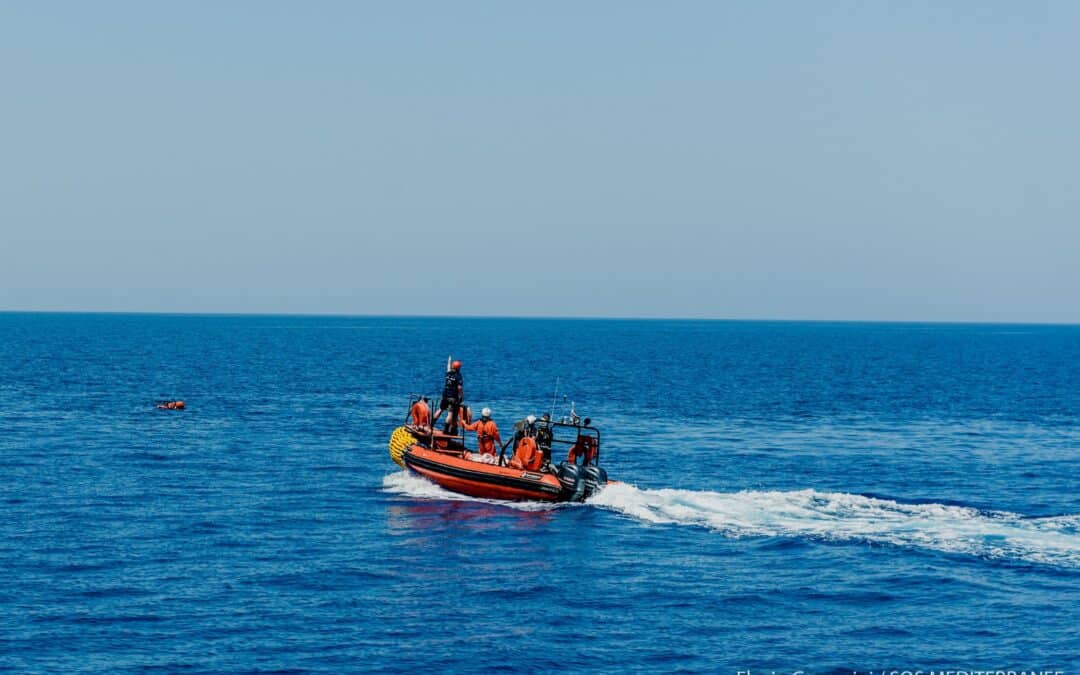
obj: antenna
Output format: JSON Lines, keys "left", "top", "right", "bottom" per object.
{"left": 550, "top": 377, "right": 560, "bottom": 418}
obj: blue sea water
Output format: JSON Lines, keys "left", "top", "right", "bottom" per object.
{"left": 1, "top": 313, "right": 1078, "bottom": 673}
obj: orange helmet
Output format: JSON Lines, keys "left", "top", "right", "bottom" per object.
{"left": 451, "top": 360, "right": 461, "bottom": 370}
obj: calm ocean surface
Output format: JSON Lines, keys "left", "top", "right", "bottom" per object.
{"left": 2, "top": 313, "right": 1078, "bottom": 673}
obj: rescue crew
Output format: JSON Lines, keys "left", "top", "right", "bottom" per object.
{"left": 409, "top": 396, "right": 431, "bottom": 427}
{"left": 509, "top": 431, "right": 543, "bottom": 472}
{"left": 536, "top": 413, "right": 554, "bottom": 468}
{"left": 463, "top": 407, "right": 501, "bottom": 456}
{"left": 566, "top": 418, "right": 597, "bottom": 465}
{"left": 431, "top": 360, "right": 464, "bottom": 434}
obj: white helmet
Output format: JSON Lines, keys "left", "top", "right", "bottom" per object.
{"left": 526, "top": 414, "right": 537, "bottom": 424}
{"left": 481, "top": 407, "right": 492, "bottom": 418}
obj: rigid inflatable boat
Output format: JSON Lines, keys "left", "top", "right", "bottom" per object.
{"left": 388, "top": 419, "right": 609, "bottom": 503}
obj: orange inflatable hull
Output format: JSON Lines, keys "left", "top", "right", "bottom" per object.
{"left": 402, "top": 446, "right": 564, "bottom": 502}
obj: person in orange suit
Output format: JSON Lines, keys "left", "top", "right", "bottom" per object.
{"left": 464, "top": 407, "right": 501, "bottom": 456}
{"left": 509, "top": 434, "right": 542, "bottom": 472}
{"left": 567, "top": 426, "right": 597, "bottom": 465}
{"left": 409, "top": 396, "right": 431, "bottom": 427}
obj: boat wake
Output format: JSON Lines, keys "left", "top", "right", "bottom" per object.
{"left": 589, "top": 482, "right": 1080, "bottom": 568}
{"left": 385, "top": 471, "right": 1080, "bottom": 567}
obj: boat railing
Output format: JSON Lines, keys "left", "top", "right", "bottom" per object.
{"left": 544, "top": 420, "right": 601, "bottom": 465}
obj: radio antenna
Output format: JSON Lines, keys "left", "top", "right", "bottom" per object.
{"left": 550, "top": 377, "right": 560, "bottom": 418}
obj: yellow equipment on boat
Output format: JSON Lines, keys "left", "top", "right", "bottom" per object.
{"left": 388, "top": 426, "right": 417, "bottom": 468}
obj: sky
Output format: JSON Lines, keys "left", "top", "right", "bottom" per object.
{"left": 2, "top": 2, "right": 1078, "bottom": 322}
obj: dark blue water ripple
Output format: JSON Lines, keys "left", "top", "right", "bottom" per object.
{"left": 1, "top": 314, "right": 1078, "bottom": 672}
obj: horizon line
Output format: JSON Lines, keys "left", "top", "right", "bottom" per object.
{"left": 1, "top": 309, "right": 1078, "bottom": 328}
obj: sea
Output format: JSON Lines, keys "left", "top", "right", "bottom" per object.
{"left": 1, "top": 313, "right": 1078, "bottom": 673}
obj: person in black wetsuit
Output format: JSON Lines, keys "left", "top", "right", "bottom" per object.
{"left": 431, "top": 360, "right": 464, "bottom": 434}
{"left": 536, "top": 412, "right": 554, "bottom": 470}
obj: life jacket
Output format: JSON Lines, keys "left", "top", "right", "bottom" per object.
{"left": 511, "top": 436, "right": 542, "bottom": 472}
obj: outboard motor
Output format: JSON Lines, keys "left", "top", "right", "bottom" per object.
{"left": 557, "top": 462, "right": 586, "bottom": 502}
{"left": 582, "top": 465, "right": 608, "bottom": 499}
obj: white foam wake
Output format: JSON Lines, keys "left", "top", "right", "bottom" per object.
{"left": 382, "top": 471, "right": 572, "bottom": 512}
{"left": 382, "top": 472, "right": 1080, "bottom": 567}
{"left": 588, "top": 482, "right": 1080, "bottom": 568}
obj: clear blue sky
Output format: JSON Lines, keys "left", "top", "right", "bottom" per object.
{"left": 2, "top": 2, "right": 1077, "bottom": 322}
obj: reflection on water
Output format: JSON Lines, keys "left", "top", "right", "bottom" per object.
{"left": 385, "top": 501, "right": 555, "bottom": 536}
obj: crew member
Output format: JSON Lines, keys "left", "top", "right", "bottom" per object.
{"left": 509, "top": 433, "right": 542, "bottom": 472}
{"left": 409, "top": 396, "right": 431, "bottom": 427}
{"left": 464, "top": 407, "right": 501, "bottom": 456}
{"left": 536, "top": 413, "right": 554, "bottom": 467}
{"left": 567, "top": 420, "right": 597, "bottom": 465}
{"left": 431, "top": 360, "right": 464, "bottom": 433}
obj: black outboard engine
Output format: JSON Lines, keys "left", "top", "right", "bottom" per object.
{"left": 582, "top": 465, "right": 608, "bottom": 499}
{"left": 557, "top": 462, "right": 586, "bottom": 502}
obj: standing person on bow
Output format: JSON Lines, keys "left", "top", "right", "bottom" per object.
{"left": 431, "top": 359, "right": 464, "bottom": 434}
{"left": 464, "top": 407, "right": 501, "bottom": 457}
